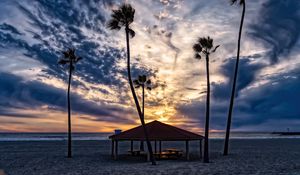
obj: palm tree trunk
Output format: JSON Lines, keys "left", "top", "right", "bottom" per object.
{"left": 125, "top": 26, "right": 156, "bottom": 165}
{"left": 67, "top": 62, "right": 72, "bottom": 158}
{"left": 140, "top": 85, "right": 145, "bottom": 151}
{"left": 203, "top": 54, "right": 210, "bottom": 163}
{"left": 224, "top": 1, "right": 246, "bottom": 156}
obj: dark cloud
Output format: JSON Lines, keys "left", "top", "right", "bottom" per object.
{"left": 249, "top": 0, "right": 300, "bottom": 64}
{"left": 0, "top": 72, "right": 135, "bottom": 124}
{"left": 0, "top": 23, "right": 23, "bottom": 35}
{"left": 1, "top": 0, "right": 156, "bottom": 87}
{"left": 0, "top": 0, "right": 158, "bottom": 117}
{"left": 212, "top": 55, "right": 265, "bottom": 100}
{"left": 177, "top": 65, "right": 300, "bottom": 131}
{"left": 0, "top": 107, "right": 39, "bottom": 119}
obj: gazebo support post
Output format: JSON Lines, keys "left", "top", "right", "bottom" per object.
{"left": 199, "top": 139, "right": 202, "bottom": 159}
{"left": 159, "top": 141, "right": 162, "bottom": 159}
{"left": 155, "top": 141, "right": 157, "bottom": 153}
{"left": 111, "top": 140, "right": 114, "bottom": 158}
{"left": 130, "top": 140, "right": 133, "bottom": 153}
{"left": 114, "top": 141, "right": 118, "bottom": 160}
{"left": 147, "top": 150, "right": 150, "bottom": 162}
{"left": 186, "top": 140, "right": 190, "bottom": 160}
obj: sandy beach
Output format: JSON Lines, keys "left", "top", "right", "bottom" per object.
{"left": 0, "top": 139, "right": 299, "bottom": 175}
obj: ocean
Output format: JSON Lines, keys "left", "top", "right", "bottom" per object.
{"left": 0, "top": 132, "right": 299, "bottom": 141}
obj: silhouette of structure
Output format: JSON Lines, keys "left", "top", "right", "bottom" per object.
{"left": 224, "top": 0, "right": 246, "bottom": 156}
{"left": 58, "top": 48, "right": 82, "bottom": 158}
{"left": 133, "top": 75, "right": 152, "bottom": 151}
{"left": 109, "top": 120, "right": 204, "bottom": 161}
{"left": 193, "top": 36, "right": 219, "bottom": 163}
{"left": 107, "top": 3, "right": 156, "bottom": 165}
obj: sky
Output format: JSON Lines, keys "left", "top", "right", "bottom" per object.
{"left": 0, "top": 0, "right": 299, "bottom": 133}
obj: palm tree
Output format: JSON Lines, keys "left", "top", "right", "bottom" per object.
{"left": 193, "top": 36, "right": 219, "bottom": 163}
{"left": 224, "top": 0, "right": 246, "bottom": 156}
{"left": 107, "top": 4, "right": 156, "bottom": 165}
{"left": 58, "top": 48, "right": 82, "bottom": 158}
{"left": 134, "top": 75, "right": 152, "bottom": 151}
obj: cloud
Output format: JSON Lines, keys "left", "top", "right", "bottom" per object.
{"left": 177, "top": 64, "right": 300, "bottom": 131}
{"left": 212, "top": 55, "right": 265, "bottom": 100}
{"left": 0, "top": 0, "right": 299, "bottom": 132}
{"left": 249, "top": 0, "right": 300, "bottom": 64}
{"left": 0, "top": 72, "right": 136, "bottom": 124}
{"left": 0, "top": 23, "right": 23, "bottom": 35}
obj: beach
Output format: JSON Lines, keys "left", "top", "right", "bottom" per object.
{"left": 0, "top": 139, "right": 300, "bottom": 175}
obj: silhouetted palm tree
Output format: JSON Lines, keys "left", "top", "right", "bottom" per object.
{"left": 107, "top": 4, "right": 156, "bottom": 165}
{"left": 58, "top": 48, "right": 82, "bottom": 158}
{"left": 134, "top": 75, "right": 152, "bottom": 151}
{"left": 193, "top": 36, "right": 219, "bottom": 163}
{"left": 224, "top": 0, "right": 246, "bottom": 156}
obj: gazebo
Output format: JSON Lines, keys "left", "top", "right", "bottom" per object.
{"left": 109, "top": 120, "right": 204, "bottom": 161}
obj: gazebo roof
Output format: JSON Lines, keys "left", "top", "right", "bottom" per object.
{"left": 109, "top": 120, "right": 204, "bottom": 141}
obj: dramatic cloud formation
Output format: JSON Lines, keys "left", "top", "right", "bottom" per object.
{"left": 0, "top": 0, "right": 299, "bottom": 132}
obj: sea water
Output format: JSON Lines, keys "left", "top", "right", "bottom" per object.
{"left": 0, "top": 132, "right": 299, "bottom": 141}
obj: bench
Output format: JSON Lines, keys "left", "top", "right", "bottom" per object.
{"left": 157, "top": 148, "right": 183, "bottom": 159}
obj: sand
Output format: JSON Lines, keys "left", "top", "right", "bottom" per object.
{"left": 0, "top": 139, "right": 300, "bottom": 175}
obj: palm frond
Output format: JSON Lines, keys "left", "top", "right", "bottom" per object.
{"left": 198, "top": 37, "right": 207, "bottom": 48}
{"left": 111, "top": 9, "right": 123, "bottom": 21}
{"left": 75, "top": 57, "right": 83, "bottom": 63}
{"left": 121, "top": 4, "right": 135, "bottom": 24}
{"left": 141, "top": 75, "right": 147, "bottom": 83}
{"left": 133, "top": 79, "right": 140, "bottom": 85}
{"left": 138, "top": 75, "right": 143, "bottom": 83}
{"left": 127, "top": 28, "right": 135, "bottom": 38}
{"left": 107, "top": 3, "right": 135, "bottom": 31}
{"left": 197, "top": 36, "right": 214, "bottom": 51}
{"left": 107, "top": 19, "right": 121, "bottom": 30}
{"left": 194, "top": 53, "right": 201, "bottom": 59}
{"left": 58, "top": 59, "right": 69, "bottom": 65}
{"left": 146, "top": 79, "right": 151, "bottom": 85}
{"left": 62, "top": 51, "right": 70, "bottom": 58}
{"left": 193, "top": 43, "right": 202, "bottom": 53}
{"left": 212, "top": 45, "right": 220, "bottom": 53}
{"left": 207, "top": 36, "right": 213, "bottom": 50}
{"left": 70, "top": 48, "right": 75, "bottom": 55}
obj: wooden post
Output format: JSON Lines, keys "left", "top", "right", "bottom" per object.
{"left": 147, "top": 148, "right": 150, "bottom": 162}
{"left": 130, "top": 140, "right": 133, "bottom": 152}
{"left": 186, "top": 140, "right": 189, "bottom": 160}
{"left": 111, "top": 140, "right": 114, "bottom": 158}
{"left": 114, "top": 141, "right": 118, "bottom": 160}
{"left": 146, "top": 141, "right": 150, "bottom": 161}
{"left": 155, "top": 140, "right": 157, "bottom": 153}
{"left": 199, "top": 139, "right": 202, "bottom": 159}
{"left": 159, "top": 141, "right": 162, "bottom": 159}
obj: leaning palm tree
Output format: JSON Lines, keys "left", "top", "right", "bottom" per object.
{"left": 224, "top": 0, "right": 246, "bottom": 156}
{"left": 58, "top": 48, "right": 82, "bottom": 158}
{"left": 134, "top": 75, "right": 152, "bottom": 151}
{"left": 193, "top": 36, "right": 219, "bottom": 163}
{"left": 107, "top": 4, "right": 156, "bottom": 165}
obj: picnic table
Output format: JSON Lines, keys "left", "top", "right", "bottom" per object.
{"left": 158, "top": 148, "right": 183, "bottom": 159}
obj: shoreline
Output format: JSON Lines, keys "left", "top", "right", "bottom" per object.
{"left": 1, "top": 132, "right": 300, "bottom": 142}
{"left": 1, "top": 137, "right": 300, "bottom": 142}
